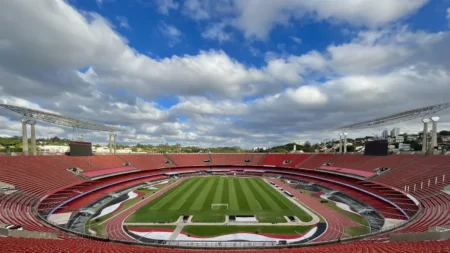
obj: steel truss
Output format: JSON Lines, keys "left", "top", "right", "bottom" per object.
{"left": 338, "top": 102, "right": 450, "bottom": 130}
{"left": 0, "top": 104, "right": 119, "bottom": 132}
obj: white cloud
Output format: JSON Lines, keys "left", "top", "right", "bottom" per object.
{"left": 447, "top": 8, "right": 450, "bottom": 25}
{"left": 265, "top": 50, "right": 327, "bottom": 84}
{"left": 0, "top": 1, "right": 279, "bottom": 100}
{"left": 284, "top": 86, "right": 328, "bottom": 106}
{"left": 179, "top": 0, "right": 429, "bottom": 40}
{"left": 290, "top": 36, "right": 302, "bottom": 44}
{"left": 201, "top": 22, "right": 232, "bottom": 42}
{"left": 156, "top": 0, "right": 179, "bottom": 14}
{"left": 116, "top": 16, "right": 131, "bottom": 29}
{"left": 1, "top": 0, "right": 450, "bottom": 148}
{"left": 158, "top": 21, "right": 183, "bottom": 47}
{"left": 158, "top": 22, "right": 182, "bottom": 40}
{"left": 182, "top": 0, "right": 211, "bottom": 20}
{"left": 328, "top": 43, "right": 411, "bottom": 74}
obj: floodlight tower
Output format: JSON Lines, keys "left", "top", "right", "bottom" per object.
{"left": 343, "top": 132, "right": 348, "bottom": 154}
{"left": 339, "top": 133, "right": 343, "bottom": 153}
{"left": 421, "top": 118, "right": 430, "bottom": 153}
{"left": 21, "top": 116, "right": 37, "bottom": 155}
{"left": 108, "top": 131, "right": 118, "bottom": 154}
{"left": 430, "top": 116, "right": 440, "bottom": 152}
{"left": 21, "top": 117, "right": 29, "bottom": 155}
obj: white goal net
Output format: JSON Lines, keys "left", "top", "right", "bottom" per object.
{"left": 211, "top": 203, "right": 228, "bottom": 210}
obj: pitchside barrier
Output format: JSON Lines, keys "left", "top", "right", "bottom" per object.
{"left": 38, "top": 206, "right": 415, "bottom": 250}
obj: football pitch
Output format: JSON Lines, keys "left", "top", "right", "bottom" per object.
{"left": 126, "top": 176, "right": 312, "bottom": 223}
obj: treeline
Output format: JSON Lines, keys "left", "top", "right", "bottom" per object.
{"left": 132, "top": 143, "right": 247, "bottom": 153}
{"left": 0, "top": 136, "right": 72, "bottom": 152}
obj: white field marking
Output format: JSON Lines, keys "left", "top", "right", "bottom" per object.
{"left": 241, "top": 178, "right": 262, "bottom": 210}
{"left": 263, "top": 179, "right": 320, "bottom": 226}
{"left": 254, "top": 198, "right": 263, "bottom": 210}
{"left": 149, "top": 179, "right": 192, "bottom": 210}
{"left": 174, "top": 199, "right": 187, "bottom": 210}
{"left": 99, "top": 179, "right": 183, "bottom": 225}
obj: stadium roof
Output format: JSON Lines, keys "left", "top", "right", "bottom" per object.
{"left": 0, "top": 104, "right": 119, "bottom": 132}
{"left": 338, "top": 102, "right": 450, "bottom": 130}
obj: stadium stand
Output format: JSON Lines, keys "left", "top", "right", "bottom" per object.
{"left": 210, "top": 153, "right": 250, "bottom": 165}
{"left": 260, "top": 154, "right": 311, "bottom": 167}
{"left": 0, "top": 237, "right": 449, "bottom": 252}
{"left": 167, "top": 154, "right": 211, "bottom": 166}
{"left": 118, "top": 154, "right": 172, "bottom": 170}
{"left": 0, "top": 154, "right": 449, "bottom": 252}
{"left": 60, "top": 155, "right": 125, "bottom": 171}
{"left": 82, "top": 166, "right": 139, "bottom": 178}
{"left": 300, "top": 154, "right": 337, "bottom": 169}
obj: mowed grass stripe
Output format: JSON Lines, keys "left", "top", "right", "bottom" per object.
{"left": 189, "top": 177, "right": 216, "bottom": 211}
{"left": 153, "top": 178, "right": 202, "bottom": 210}
{"left": 237, "top": 178, "right": 262, "bottom": 211}
{"left": 201, "top": 177, "right": 221, "bottom": 210}
{"left": 179, "top": 178, "right": 209, "bottom": 210}
{"left": 232, "top": 178, "right": 249, "bottom": 210}
{"left": 212, "top": 177, "right": 225, "bottom": 204}
{"left": 145, "top": 179, "right": 195, "bottom": 209}
{"left": 227, "top": 177, "right": 239, "bottom": 210}
{"left": 244, "top": 178, "right": 276, "bottom": 211}
{"left": 254, "top": 179, "right": 296, "bottom": 210}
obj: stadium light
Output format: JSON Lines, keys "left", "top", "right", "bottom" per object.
{"left": 431, "top": 116, "right": 440, "bottom": 122}
{"left": 338, "top": 102, "right": 450, "bottom": 130}
{"left": 0, "top": 104, "right": 120, "bottom": 132}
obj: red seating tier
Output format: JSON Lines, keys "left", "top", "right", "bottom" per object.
{"left": 59, "top": 155, "right": 125, "bottom": 171}
{"left": 167, "top": 154, "right": 211, "bottom": 166}
{"left": 82, "top": 166, "right": 139, "bottom": 178}
{"left": 0, "top": 237, "right": 449, "bottom": 253}
{"left": 118, "top": 154, "right": 172, "bottom": 170}
{"left": 260, "top": 154, "right": 311, "bottom": 167}
{"left": 300, "top": 154, "right": 337, "bottom": 169}
{"left": 210, "top": 153, "right": 250, "bottom": 165}
{"left": 1, "top": 154, "right": 450, "bottom": 252}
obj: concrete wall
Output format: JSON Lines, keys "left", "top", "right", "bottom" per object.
{"left": 390, "top": 230, "right": 450, "bottom": 242}
{"left": 0, "top": 228, "right": 57, "bottom": 239}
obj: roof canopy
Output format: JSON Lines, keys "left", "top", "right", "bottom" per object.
{"left": 0, "top": 104, "right": 119, "bottom": 132}
{"left": 338, "top": 102, "right": 450, "bottom": 130}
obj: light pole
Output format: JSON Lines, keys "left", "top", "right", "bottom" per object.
{"left": 430, "top": 116, "right": 440, "bottom": 153}
{"left": 421, "top": 118, "right": 430, "bottom": 153}
{"left": 343, "top": 132, "right": 348, "bottom": 154}
{"left": 339, "top": 133, "right": 343, "bottom": 154}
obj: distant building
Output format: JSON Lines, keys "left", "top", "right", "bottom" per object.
{"left": 395, "top": 136, "right": 405, "bottom": 143}
{"left": 406, "top": 134, "right": 419, "bottom": 141}
{"left": 382, "top": 129, "right": 389, "bottom": 138}
{"left": 39, "top": 145, "right": 69, "bottom": 153}
{"left": 388, "top": 136, "right": 405, "bottom": 144}
{"left": 391, "top": 127, "right": 400, "bottom": 137}
{"left": 399, "top": 143, "right": 412, "bottom": 151}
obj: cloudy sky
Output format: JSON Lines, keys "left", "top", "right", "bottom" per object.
{"left": 1, "top": 0, "right": 450, "bottom": 147}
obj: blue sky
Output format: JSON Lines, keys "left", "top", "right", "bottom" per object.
{"left": 0, "top": 0, "right": 450, "bottom": 147}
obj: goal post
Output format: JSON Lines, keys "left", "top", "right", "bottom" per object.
{"left": 211, "top": 203, "right": 228, "bottom": 210}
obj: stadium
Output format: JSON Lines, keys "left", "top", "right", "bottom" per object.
{"left": 0, "top": 102, "right": 450, "bottom": 252}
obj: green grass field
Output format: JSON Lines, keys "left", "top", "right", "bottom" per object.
{"left": 126, "top": 176, "right": 312, "bottom": 223}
